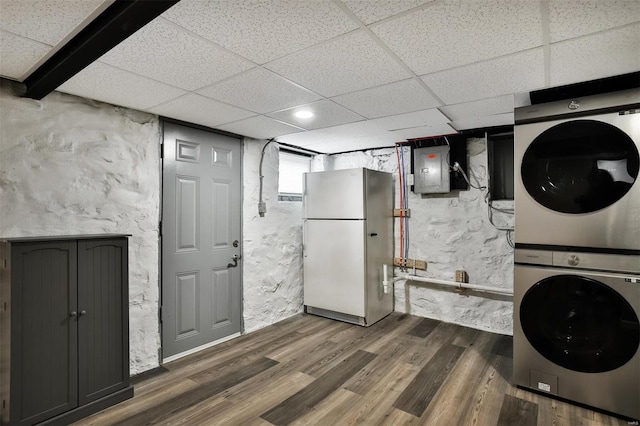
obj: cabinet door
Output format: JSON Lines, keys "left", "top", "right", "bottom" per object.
{"left": 77, "top": 238, "right": 128, "bottom": 405}
{"left": 12, "top": 241, "right": 78, "bottom": 425}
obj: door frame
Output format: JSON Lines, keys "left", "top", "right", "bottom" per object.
{"left": 158, "top": 117, "right": 244, "bottom": 363}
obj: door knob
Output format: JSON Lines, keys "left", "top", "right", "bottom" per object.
{"left": 80, "top": 310, "right": 87, "bottom": 316}
{"left": 227, "top": 254, "right": 242, "bottom": 268}
{"left": 70, "top": 311, "right": 77, "bottom": 317}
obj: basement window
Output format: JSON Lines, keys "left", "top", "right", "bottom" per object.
{"left": 488, "top": 132, "right": 514, "bottom": 200}
{"left": 278, "top": 150, "right": 311, "bottom": 202}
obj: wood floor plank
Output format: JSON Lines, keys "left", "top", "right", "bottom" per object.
{"left": 72, "top": 313, "right": 632, "bottom": 426}
{"left": 451, "top": 323, "right": 480, "bottom": 347}
{"left": 343, "top": 340, "right": 411, "bottom": 395}
{"left": 399, "top": 321, "right": 457, "bottom": 367}
{"left": 260, "top": 349, "right": 377, "bottom": 425}
{"left": 393, "top": 343, "right": 465, "bottom": 417}
{"left": 302, "top": 314, "right": 406, "bottom": 378}
{"left": 462, "top": 354, "right": 512, "bottom": 426}
{"left": 290, "top": 387, "right": 361, "bottom": 426}
{"left": 359, "top": 314, "right": 421, "bottom": 354}
{"left": 152, "top": 395, "right": 232, "bottom": 426}
{"left": 335, "top": 358, "right": 420, "bottom": 425}
{"left": 406, "top": 316, "right": 440, "bottom": 338}
{"left": 421, "top": 331, "right": 498, "bottom": 425}
{"left": 497, "top": 394, "right": 539, "bottom": 426}
{"left": 73, "top": 378, "right": 200, "bottom": 426}
{"left": 198, "top": 371, "right": 316, "bottom": 425}
{"left": 111, "top": 357, "right": 278, "bottom": 425}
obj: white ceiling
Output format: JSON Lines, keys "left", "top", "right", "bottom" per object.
{"left": 1, "top": 0, "right": 639, "bottom": 154}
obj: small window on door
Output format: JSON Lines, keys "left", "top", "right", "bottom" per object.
{"left": 488, "top": 132, "right": 514, "bottom": 200}
{"left": 278, "top": 150, "right": 311, "bottom": 202}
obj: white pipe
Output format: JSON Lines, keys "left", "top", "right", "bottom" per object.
{"left": 382, "top": 264, "right": 390, "bottom": 294}
{"left": 395, "top": 273, "right": 513, "bottom": 296}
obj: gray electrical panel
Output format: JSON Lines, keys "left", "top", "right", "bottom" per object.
{"left": 413, "top": 145, "right": 450, "bottom": 194}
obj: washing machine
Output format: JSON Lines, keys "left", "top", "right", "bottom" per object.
{"left": 514, "top": 88, "right": 640, "bottom": 251}
{"left": 514, "top": 249, "right": 640, "bottom": 419}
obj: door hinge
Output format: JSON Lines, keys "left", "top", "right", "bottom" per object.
{"left": 160, "top": 143, "right": 164, "bottom": 159}
{"left": 159, "top": 306, "right": 163, "bottom": 323}
{"left": 159, "top": 220, "right": 162, "bottom": 237}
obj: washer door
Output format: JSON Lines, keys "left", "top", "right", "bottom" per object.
{"left": 521, "top": 119, "right": 639, "bottom": 214}
{"left": 520, "top": 274, "right": 640, "bottom": 373}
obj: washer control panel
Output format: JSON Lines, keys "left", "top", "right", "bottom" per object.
{"left": 515, "top": 248, "right": 640, "bottom": 274}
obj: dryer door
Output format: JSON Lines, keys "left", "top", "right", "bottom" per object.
{"left": 520, "top": 274, "right": 639, "bottom": 373}
{"left": 521, "top": 119, "right": 639, "bottom": 214}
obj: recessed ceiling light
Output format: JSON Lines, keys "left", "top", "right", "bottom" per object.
{"left": 294, "top": 110, "right": 314, "bottom": 119}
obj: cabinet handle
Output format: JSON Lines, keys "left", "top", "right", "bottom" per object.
{"left": 70, "top": 311, "right": 77, "bottom": 317}
{"left": 79, "top": 310, "right": 87, "bottom": 316}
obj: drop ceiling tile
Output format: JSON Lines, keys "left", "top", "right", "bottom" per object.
{"left": 277, "top": 120, "right": 391, "bottom": 147}
{"left": 162, "top": 0, "right": 357, "bottom": 64}
{"left": 371, "top": 108, "right": 451, "bottom": 133}
{"left": 266, "top": 30, "right": 410, "bottom": 97}
{"left": 57, "top": 61, "right": 186, "bottom": 111}
{"left": 0, "top": 31, "right": 51, "bottom": 80}
{"left": 439, "top": 95, "right": 514, "bottom": 121}
{"left": 371, "top": 0, "right": 542, "bottom": 75}
{"left": 549, "top": 0, "right": 640, "bottom": 42}
{"left": 331, "top": 79, "right": 440, "bottom": 118}
{"left": 550, "top": 25, "right": 640, "bottom": 87}
{"left": 267, "top": 100, "right": 365, "bottom": 130}
{"left": 99, "top": 18, "right": 254, "bottom": 91}
{"left": 0, "top": 0, "right": 109, "bottom": 45}
{"left": 198, "top": 68, "right": 322, "bottom": 114}
{"left": 342, "top": 0, "right": 433, "bottom": 25}
{"left": 449, "top": 112, "right": 515, "bottom": 131}
{"left": 421, "top": 49, "right": 545, "bottom": 105}
{"left": 307, "top": 134, "right": 400, "bottom": 154}
{"left": 216, "top": 116, "right": 304, "bottom": 140}
{"left": 389, "top": 122, "right": 455, "bottom": 139}
{"left": 149, "top": 94, "right": 256, "bottom": 128}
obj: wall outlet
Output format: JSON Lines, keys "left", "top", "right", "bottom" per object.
{"left": 455, "top": 270, "right": 469, "bottom": 283}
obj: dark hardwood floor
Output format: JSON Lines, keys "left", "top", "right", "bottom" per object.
{"left": 74, "top": 313, "right": 630, "bottom": 425}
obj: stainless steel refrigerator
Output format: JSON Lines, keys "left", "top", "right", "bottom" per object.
{"left": 302, "top": 168, "right": 394, "bottom": 326}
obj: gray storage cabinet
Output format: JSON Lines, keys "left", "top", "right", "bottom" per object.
{"left": 0, "top": 235, "right": 133, "bottom": 425}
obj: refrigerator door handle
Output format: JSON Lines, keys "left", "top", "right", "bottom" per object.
{"left": 303, "top": 220, "right": 307, "bottom": 256}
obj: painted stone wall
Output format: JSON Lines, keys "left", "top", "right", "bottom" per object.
{"left": 320, "top": 139, "right": 514, "bottom": 335}
{"left": 242, "top": 139, "right": 304, "bottom": 333}
{"left": 0, "top": 81, "right": 162, "bottom": 374}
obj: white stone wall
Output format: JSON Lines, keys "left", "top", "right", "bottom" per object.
{"left": 242, "top": 139, "right": 304, "bottom": 333}
{"left": 324, "top": 139, "right": 514, "bottom": 335}
{"left": 0, "top": 81, "right": 162, "bottom": 374}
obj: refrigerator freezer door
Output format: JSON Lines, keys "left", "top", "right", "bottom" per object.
{"left": 303, "top": 219, "right": 366, "bottom": 317}
{"left": 303, "top": 169, "right": 365, "bottom": 219}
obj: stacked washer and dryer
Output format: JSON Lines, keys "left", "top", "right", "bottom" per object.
{"left": 513, "top": 88, "right": 640, "bottom": 420}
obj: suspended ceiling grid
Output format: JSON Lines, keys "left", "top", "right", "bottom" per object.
{"left": 1, "top": 0, "right": 638, "bottom": 153}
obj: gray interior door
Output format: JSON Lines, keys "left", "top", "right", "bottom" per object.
{"left": 162, "top": 122, "right": 242, "bottom": 360}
